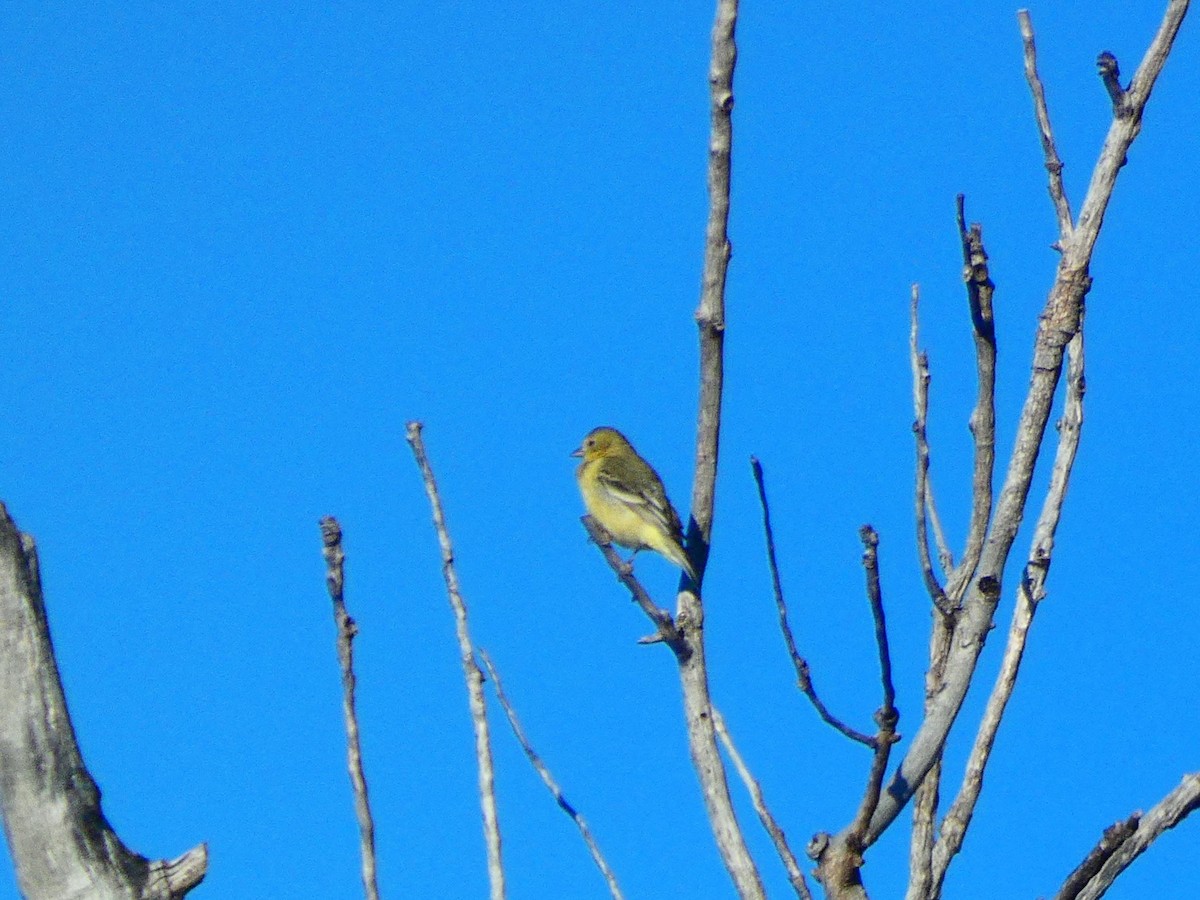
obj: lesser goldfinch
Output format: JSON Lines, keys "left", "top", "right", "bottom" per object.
{"left": 572, "top": 426, "right": 697, "bottom": 582}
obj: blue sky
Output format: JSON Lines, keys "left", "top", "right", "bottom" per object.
{"left": 1, "top": 2, "right": 1196, "bottom": 898}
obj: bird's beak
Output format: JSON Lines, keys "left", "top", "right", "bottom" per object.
{"left": 570, "top": 446, "right": 583, "bottom": 458}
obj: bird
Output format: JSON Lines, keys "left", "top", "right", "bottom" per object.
{"left": 572, "top": 426, "right": 698, "bottom": 582}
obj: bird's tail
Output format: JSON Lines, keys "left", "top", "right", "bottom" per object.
{"left": 669, "top": 540, "right": 699, "bottom": 584}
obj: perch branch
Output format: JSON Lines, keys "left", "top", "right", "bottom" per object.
{"left": 712, "top": 706, "right": 812, "bottom": 899}
{"left": 669, "top": 1, "right": 764, "bottom": 897}
{"left": 864, "top": 2, "right": 1189, "bottom": 844}
{"left": 581, "top": 515, "right": 684, "bottom": 651}
{"left": 319, "top": 517, "right": 381, "bottom": 900}
{"left": 479, "top": 649, "right": 624, "bottom": 900}
{"left": 406, "top": 422, "right": 506, "bottom": 900}
{"left": 751, "top": 457, "right": 875, "bottom": 747}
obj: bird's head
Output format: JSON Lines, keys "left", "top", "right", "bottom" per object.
{"left": 571, "top": 426, "right": 631, "bottom": 461}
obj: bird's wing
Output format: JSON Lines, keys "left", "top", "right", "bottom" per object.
{"left": 594, "top": 461, "right": 684, "bottom": 538}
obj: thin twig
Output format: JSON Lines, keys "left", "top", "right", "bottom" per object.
{"left": 930, "top": 325, "right": 1086, "bottom": 892}
{"left": 406, "top": 422, "right": 505, "bottom": 900}
{"left": 1017, "top": 12, "right": 1075, "bottom": 240}
{"left": 479, "top": 650, "right": 624, "bottom": 900}
{"left": 909, "top": 286, "right": 954, "bottom": 613}
{"left": 580, "top": 515, "right": 684, "bottom": 652}
{"left": 751, "top": 457, "right": 874, "bottom": 747}
{"left": 319, "top": 517, "right": 381, "bottom": 900}
{"left": 1071, "top": 773, "right": 1200, "bottom": 900}
{"left": 712, "top": 706, "right": 812, "bottom": 900}
{"left": 866, "top": 1, "right": 1189, "bottom": 843}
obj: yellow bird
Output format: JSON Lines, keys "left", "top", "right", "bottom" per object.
{"left": 572, "top": 426, "right": 697, "bottom": 582}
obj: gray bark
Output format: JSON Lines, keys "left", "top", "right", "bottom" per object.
{"left": 0, "top": 503, "right": 206, "bottom": 900}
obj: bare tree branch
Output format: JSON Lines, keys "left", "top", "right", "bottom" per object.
{"left": 1068, "top": 774, "right": 1200, "bottom": 900}
{"left": 406, "top": 422, "right": 506, "bottom": 900}
{"left": 858, "top": 528, "right": 897, "bottom": 738}
{"left": 865, "top": 2, "right": 1189, "bottom": 844}
{"left": 0, "top": 504, "right": 207, "bottom": 900}
{"left": 1017, "top": 14, "right": 1074, "bottom": 240}
{"left": 712, "top": 706, "right": 812, "bottom": 900}
{"left": 751, "top": 457, "right": 875, "bottom": 747}
{"left": 1072, "top": 1, "right": 1190, "bottom": 255}
{"left": 1054, "top": 814, "right": 1141, "bottom": 900}
{"left": 1095, "top": 52, "right": 1128, "bottom": 118}
{"left": 674, "top": 602, "right": 764, "bottom": 899}
{"left": 906, "top": 756, "right": 942, "bottom": 900}
{"left": 907, "top": 198, "right": 999, "bottom": 894}
{"left": 946, "top": 197, "right": 997, "bottom": 604}
{"left": 810, "top": 529, "right": 901, "bottom": 900}
{"left": 930, "top": 326, "right": 1086, "bottom": 894}
{"left": 580, "top": 514, "right": 684, "bottom": 651}
{"left": 479, "top": 650, "right": 624, "bottom": 900}
{"left": 319, "top": 516, "right": 381, "bottom": 900}
{"left": 687, "top": 0, "right": 737, "bottom": 570}
{"left": 909, "top": 286, "right": 954, "bottom": 614}
{"left": 667, "top": 1, "right": 765, "bottom": 896}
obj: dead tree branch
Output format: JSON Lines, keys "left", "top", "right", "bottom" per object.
{"left": 929, "top": 325, "right": 1085, "bottom": 895}
{"left": 663, "top": 1, "right": 765, "bottom": 896}
{"left": 751, "top": 457, "right": 875, "bottom": 747}
{"left": 580, "top": 514, "right": 684, "bottom": 651}
{"left": 319, "top": 516, "right": 381, "bottom": 900}
{"left": 864, "top": 1, "right": 1189, "bottom": 845}
{"left": 810, "top": 529, "right": 901, "bottom": 899}
{"left": 406, "top": 422, "right": 506, "bottom": 900}
{"left": 1018, "top": 15, "right": 1074, "bottom": 239}
{"left": 946, "top": 196, "right": 997, "bottom": 604}
{"left": 712, "top": 706, "right": 812, "bottom": 900}
{"left": 1053, "top": 814, "right": 1141, "bottom": 900}
{"left": 1064, "top": 774, "right": 1200, "bottom": 900}
{"left": 908, "top": 286, "right": 954, "bottom": 615}
{"left": 479, "top": 650, "right": 624, "bottom": 900}
{"left": 0, "top": 503, "right": 207, "bottom": 900}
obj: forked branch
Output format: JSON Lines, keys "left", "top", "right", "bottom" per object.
{"left": 866, "top": 1, "right": 1190, "bottom": 845}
